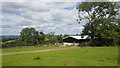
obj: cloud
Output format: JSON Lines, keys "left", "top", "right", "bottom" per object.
{"left": 2, "top": 0, "right": 120, "bottom": 2}
{"left": 2, "top": 2, "right": 86, "bottom": 35}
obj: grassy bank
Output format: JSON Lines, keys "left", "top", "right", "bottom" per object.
{"left": 2, "top": 46, "right": 118, "bottom": 66}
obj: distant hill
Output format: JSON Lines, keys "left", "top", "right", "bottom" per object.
{"left": 0, "top": 35, "right": 20, "bottom": 42}
{"left": 1, "top": 35, "right": 20, "bottom": 39}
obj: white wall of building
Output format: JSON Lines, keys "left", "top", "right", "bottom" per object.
{"left": 63, "top": 42, "right": 79, "bottom": 46}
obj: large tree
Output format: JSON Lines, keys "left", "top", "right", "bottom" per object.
{"left": 77, "top": 2, "right": 119, "bottom": 46}
{"left": 20, "top": 28, "right": 39, "bottom": 46}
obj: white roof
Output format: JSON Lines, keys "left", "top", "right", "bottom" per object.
{"left": 63, "top": 35, "right": 89, "bottom": 40}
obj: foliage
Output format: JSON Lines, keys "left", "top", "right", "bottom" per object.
{"left": 77, "top": 2, "right": 119, "bottom": 46}
{"left": 20, "top": 28, "right": 40, "bottom": 46}
{"left": 2, "top": 28, "right": 63, "bottom": 48}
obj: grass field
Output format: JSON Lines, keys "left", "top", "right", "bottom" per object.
{"left": 1, "top": 46, "right": 69, "bottom": 53}
{"left": 2, "top": 46, "right": 118, "bottom": 66}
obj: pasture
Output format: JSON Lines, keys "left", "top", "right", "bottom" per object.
{"left": 1, "top": 46, "right": 69, "bottom": 53}
{"left": 2, "top": 46, "right": 118, "bottom": 66}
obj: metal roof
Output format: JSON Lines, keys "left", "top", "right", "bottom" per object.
{"left": 63, "top": 35, "right": 89, "bottom": 40}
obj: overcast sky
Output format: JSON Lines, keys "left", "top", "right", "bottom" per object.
{"left": 1, "top": 2, "right": 89, "bottom": 35}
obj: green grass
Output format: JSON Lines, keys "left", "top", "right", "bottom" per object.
{"left": 0, "top": 53, "right": 1, "bottom": 67}
{"left": 1, "top": 46, "right": 69, "bottom": 53}
{"left": 2, "top": 46, "right": 118, "bottom": 66}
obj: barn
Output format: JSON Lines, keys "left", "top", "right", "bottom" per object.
{"left": 63, "top": 36, "right": 90, "bottom": 46}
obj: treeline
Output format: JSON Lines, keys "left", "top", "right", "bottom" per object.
{"left": 2, "top": 28, "right": 68, "bottom": 48}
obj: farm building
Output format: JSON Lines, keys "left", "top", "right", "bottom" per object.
{"left": 63, "top": 35, "right": 90, "bottom": 46}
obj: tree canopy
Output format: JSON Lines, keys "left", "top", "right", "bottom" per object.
{"left": 77, "top": 2, "right": 119, "bottom": 46}
{"left": 20, "top": 28, "right": 40, "bottom": 46}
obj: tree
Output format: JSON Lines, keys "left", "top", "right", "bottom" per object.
{"left": 77, "top": 2, "right": 119, "bottom": 46}
{"left": 63, "top": 34, "right": 69, "bottom": 37}
{"left": 46, "top": 32, "right": 57, "bottom": 43}
{"left": 57, "top": 35, "right": 63, "bottom": 43}
{"left": 38, "top": 31, "right": 45, "bottom": 43}
{"left": 20, "top": 28, "right": 39, "bottom": 46}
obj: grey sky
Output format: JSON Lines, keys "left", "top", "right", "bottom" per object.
{"left": 1, "top": 2, "right": 88, "bottom": 35}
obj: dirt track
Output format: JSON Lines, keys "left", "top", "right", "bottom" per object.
{"left": 0, "top": 47, "right": 76, "bottom": 55}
